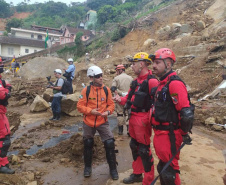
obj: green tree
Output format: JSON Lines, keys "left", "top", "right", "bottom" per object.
{"left": 97, "top": 5, "right": 117, "bottom": 24}
{"left": 5, "top": 18, "right": 24, "bottom": 32}
{"left": 87, "top": 0, "right": 120, "bottom": 11}
{"left": 0, "top": 0, "right": 13, "bottom": 18}
{"left": 75, "top": 32, "right": 85, "bottom": 57}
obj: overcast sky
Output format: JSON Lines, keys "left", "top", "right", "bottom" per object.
{"left": 5, "top": 0, "right": 86, "bottom": 6}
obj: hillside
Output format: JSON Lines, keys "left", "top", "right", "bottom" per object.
{"left": 0, "top": 12, "right": 31, "bottom": 31}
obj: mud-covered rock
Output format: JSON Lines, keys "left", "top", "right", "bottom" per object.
{"left": 30, "top": 95, "right": 50, "bottom": 112}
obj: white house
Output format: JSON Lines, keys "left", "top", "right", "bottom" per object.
{"left": 0, "top": 36, "right": 45, "bottom": 59}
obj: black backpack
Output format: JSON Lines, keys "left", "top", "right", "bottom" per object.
{"left": 56, "top": 78, "right": 71, "bottom": 94}
{"left": 61, "top": 79, "right": 71, "bottom": 94}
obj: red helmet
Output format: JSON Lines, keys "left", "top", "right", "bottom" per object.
{"left": 150, "top": 48, "right": 176, "bottom": 63}
{"left": 115, "top": 64, "right": 125, "bottom": 70}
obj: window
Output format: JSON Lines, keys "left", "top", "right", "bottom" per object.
{"left": 31, "top": 34, "right": 34, "bottom": 38}
{"left": 84, "top": 36, "right": 87, "bottom": 39}
{"left": 37, "top": 35, "right": 42, "bottom": 40}
{"left": 8, "top": 47, "right": 14, "bottom": 55}
{"left": 25, "top": 49, "right": 29, "bottom": 53}
{"left": 34, "top": 49, "right": 37, "bottom": 53}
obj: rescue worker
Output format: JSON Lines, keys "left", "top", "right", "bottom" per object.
{"left": 111, "top": 64, "right": 133, "bottom": 135}
{"left": 149, "top": 48, "right": 193, "bottom": 185}
{"left": 0, "top": 76, "right": 15, "bottom": 174}
{"left": 114, "top": 52, "right": 158, "bottom": 185}
{"left": 63, "top": 58, "right": 75, "bottom": 94}
{"left": 77, "top": 66, "right": 118, "bottom": 180}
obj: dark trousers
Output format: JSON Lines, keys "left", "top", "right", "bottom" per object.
{"left": 51, "top": 96, "right": 62, "bottom": 114}
{"left": 67, "top": 77, "right": 73, "bottom": 94}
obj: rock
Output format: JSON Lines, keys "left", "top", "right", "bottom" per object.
{"left": 223, "top": 116, "right": 226, "bottom": 125}
{"left": 11, "top": 155, "right": 20, "bottom": 165}
{"left": 16, "top": 98, "right": 28, "bottom": 106}
{"left": 171, "top": 23, "right": 182, "bottom": 31}
{"left": 60, "top": 158, "right": 71, "bottom": 163}
{"left": 61, "top": 92, "right": 81, "bottom": 116}
{"left": 25, "top": 172, "right": 35, "bottom": 181}
{"left": 205, "top": 117, "right": 215, "bottom": 125}
{"left": 42, "top": 88, "right": 53, "bottom": 102}
{"left": 196, "top": 20, "right": 206, "bottom": 30}
{"left": 27, "top": 181, "right": 37, "bottom": 185}
{"left": 211, "top": 124, "right": 224, "bottom": 131}
{"left": 143, "top": 39, "right": 156, "bottom": 47}
{"left": 30, "top": 95, "right": 50, "bottom": 112}
{"left": 180, "top": 24, "right": 193, "bottom": 33}
{"left": 41, "top": 157, "right": 51, "bottom": 162}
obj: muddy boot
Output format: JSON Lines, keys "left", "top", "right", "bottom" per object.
{"left": 127, "top": 125, "right": 130, "bottom": 137}
{"left": 49, "top": 112, "right": 56, "bottom": 120}
{"left": 118, "top": 126, "right": 123, "bottom": 135}
{"left": 83, "top": 138, "right": 94, "bottom": 177}
{"left": 104, "top": 139, "right": 119, "bottom": 180}
{"left": 123, "top": 174, "right": 143, "bottom": 184}
{"left": 0, "top": 165, "right": 15, "bottom": 174}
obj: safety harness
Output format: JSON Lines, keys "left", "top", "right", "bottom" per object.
{"left": 151, "top": 75, "right": 194, "bottom": 155}
{"left": 124, "top": 74, "right": 156, "bottom": 114}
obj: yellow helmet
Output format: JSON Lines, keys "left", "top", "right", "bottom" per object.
{"left": 132, "top": 52, "right": 152, "bottom": 64}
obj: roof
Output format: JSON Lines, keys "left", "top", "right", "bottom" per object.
{"left": 31, "top": 25, "right": 63, "bottom": 35}
{"left": 65, "top": 27, "right": 93, "bottom": 36}
{"left": 0, "top": 36, "right": 45, "bottom": 48}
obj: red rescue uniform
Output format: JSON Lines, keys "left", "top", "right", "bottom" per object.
{"left": 120, "top": 70, "right": 158, "bottom": 185}
{"left": 150, "top": 71, "right": 190, "bottom": 185}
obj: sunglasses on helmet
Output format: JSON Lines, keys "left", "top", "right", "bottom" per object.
{"left": 94, "top": 74, "right": 102, "bottom": 78}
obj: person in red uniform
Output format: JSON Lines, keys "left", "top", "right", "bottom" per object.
{"left": 114, "top": 52, "right": 158, "bottom": 185}
{"left": 0, "top": 75, "right": 15, "bottom": 174}
{"left": 149, "top": 48, "right": 193, "bottom": 185}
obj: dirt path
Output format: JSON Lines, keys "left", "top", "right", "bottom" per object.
{"left": 22, "top": 125, "right": 224, "bottom": 185}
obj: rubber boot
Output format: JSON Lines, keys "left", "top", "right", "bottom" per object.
{"left": 0, "top": 165, "right": 15, "bottom": 174}
{"left": 54, "top": 113, "right": 61, "bottom": 121}
{"left": 118, "top": 125, "right": 123, "bottom": 135}
{"left": 49, "top": 112, "right": 56, "bottom": 120}
{"left": 83, "top": 138, "right": 94, "bottom": 177}
{"left": 104, "top": 139, "right": 119, "bottom": 180}
{"left": 123, "top": 174, "right": 143, "bottom": 184}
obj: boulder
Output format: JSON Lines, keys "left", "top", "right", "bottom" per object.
{"left": 180, "top": 24, "right": 193, "bottom": 33}
{"left": 30, "top": 95, "right": 50, "bottom": 112}
{"left": 143, "top": 39, "right": 157, "bottom": 47}
{"left": 43, "top": 88, "right": 53, "bottom": 102}
{"left": 171, "top": 23, "right": 182, "bottom": 31}
{"left": 196, "top": 20, "right": 206, "bottom": 31}
{"left": 16, "top": 98, "right": 28, "bottom": 106}
{"left": 61, "top": 92, "right": 81, "bottom": 116}
{"left": 204, "top": 117, "right": 215, "bottom": 125}
{"left": 211, "top": 124, "right": 224, "bottom": 131}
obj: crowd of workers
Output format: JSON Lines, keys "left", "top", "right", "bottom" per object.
{"left": 0, "top": 49, "right": 225, "bottom": 185}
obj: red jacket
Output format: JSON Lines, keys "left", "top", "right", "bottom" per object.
{"left": 120, "top": 70, "right": 159, "bottom": 116}
{"left": 151, "top": 71, "right": 190, "bottom": 135}
{"left": 77, "top": 84, "right": 115, "bottom": 127}
{"left": 0, "top": 79, "right": 11, "bottom": 138}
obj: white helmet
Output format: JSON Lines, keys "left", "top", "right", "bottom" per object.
{"left": 68, "top": 58, "right": 73, "bottom": 62}
{"left": 87, "top": 66, "right": 103, "bottom": 77}
{"left": 54, "top": 69, "right": 62, "bottom": 74}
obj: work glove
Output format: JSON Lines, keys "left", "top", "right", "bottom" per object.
{"left": 182, "top": 134, "right": 192, "bottom": 145}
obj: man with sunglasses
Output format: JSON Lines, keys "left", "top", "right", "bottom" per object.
{"left": 77, "top": 66, "right": 118, "bottom": 180}
{"left": 114, "top": 52, "right": 158, "bottom": 185}
{"left": 149, "top": 48, "right": 193, "bottom": 185}
{"left": 111, "top": 64, "right": 133, "bottom": 136}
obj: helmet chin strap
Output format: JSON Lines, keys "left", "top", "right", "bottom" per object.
{"left": 158, "top": 59, "right": 168, "bottom": 77}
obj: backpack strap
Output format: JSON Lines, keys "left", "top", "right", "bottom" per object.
{"left": 103, "top": 86, "right": 108, "bottom": 102}
{"left": 1, "top": 79, "right": 6, "bottom": 88}
{"left": 86, "top": 85, "right": 108, "bottom": 104}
